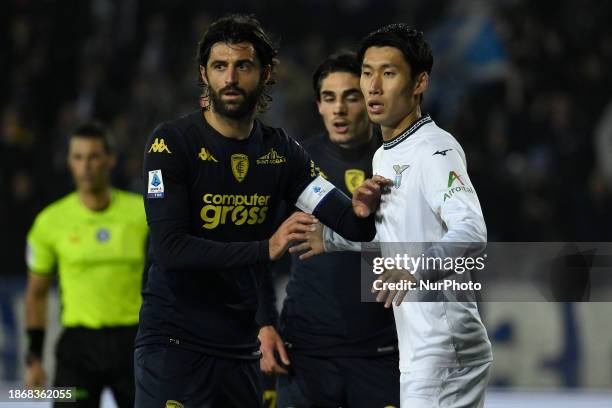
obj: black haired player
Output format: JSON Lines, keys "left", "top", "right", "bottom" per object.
{"left": 135, "top": 15, "right": 388, "bottom": 408}
{"left": 259, "top": 51, "right": 400, "bottom": 407}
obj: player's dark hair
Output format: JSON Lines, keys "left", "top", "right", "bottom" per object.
{"left": 357, "top": 23, "right": 433, "bottom": 80}
{"left": 312, "top": 50, "right": 361, "bottom": 101}
{"left": 71, "top": 120, "right": 113, "bottom": 153}
{"left": 196, "top": 14, "right": 279, "bottom": 113}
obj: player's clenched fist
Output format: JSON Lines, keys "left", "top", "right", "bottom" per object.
{"left": 352, "top": 175, "right": 393, "bottom": 218}
{"left": 269, "top": 212, "right": 318, "bottom": 260}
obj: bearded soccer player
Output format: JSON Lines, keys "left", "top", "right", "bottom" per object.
{"left": 295, "top": 25, "right": 493, "bottom": 407}
{"left": 258, "top": 51, "right": 400, "bottom": 407}
{"left": 25, "top": 122, "right": 147, "bottom": 407}
{"left": 135, "top": 15, "right": 382, "bottom": 408}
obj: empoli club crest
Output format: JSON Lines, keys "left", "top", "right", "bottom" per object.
{"left": 231, "top": 154, "right": 249, "bottom": 182}
{"left": 344, "top": 169, "right": 365, "bottom": 193}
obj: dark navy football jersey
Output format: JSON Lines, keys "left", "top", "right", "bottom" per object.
{"left": 137, "top": 110, "right": 318, "bottom": 358}
{"left": 280, "top": 134, "right": 398, "bottom": 357}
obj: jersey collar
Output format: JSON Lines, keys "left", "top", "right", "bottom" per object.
{"left": 382, "top": 114, "right": 432, "bottom": 150}
{"left": 199, "top": 109, "right": 263, "bottom": 145}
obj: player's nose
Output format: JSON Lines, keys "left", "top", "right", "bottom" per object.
{"left": 333, "top": 100, "right": 347, "bottom": 115}
{"left": 224, "top": 66, "right": 238, "bottom": 84}
{"left": 368, "top": 73, "right": 382, "bottom": 95}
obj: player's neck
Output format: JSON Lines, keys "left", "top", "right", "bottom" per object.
{"left": 79, "top": 188, "right": 111, "bottom": 211}
{"left": 332, "top": 127, "right": 373, "bottom": 150}
{"left": 204, "top": 109, "right": 254, "bottom": 140}
{"left": 381, "top": 105, "right": 422, "bottom": 141}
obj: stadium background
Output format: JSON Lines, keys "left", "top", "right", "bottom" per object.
{"left": 1, "top": 0, "right": 611, "bottom": 406}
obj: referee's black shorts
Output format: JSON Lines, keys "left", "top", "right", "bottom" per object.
{"left": 134, "top": 344, "right": 263, "bottom": 408}
{"left": 53, "top": 325, "right": 137, "bottom": 408}
{"left": 276, "top": 351, "right": 400, "bottom": 408}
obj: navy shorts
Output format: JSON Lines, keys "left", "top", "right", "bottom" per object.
{"left": 276, "top": 351, "right": 400, "bottom": 408}
{"left": 135, "top": 344, "right": 262, "bottom": 408}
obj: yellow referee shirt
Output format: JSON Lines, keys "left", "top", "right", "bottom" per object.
{"left": 26, "top": 189, "right": 147, "bottom": 328}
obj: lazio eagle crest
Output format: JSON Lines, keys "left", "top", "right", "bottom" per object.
{"left": 344, "top": 169, "right": 365, "bottom": 194}
{"left": 231, "top": 154, "right": 249, "bottom": 182}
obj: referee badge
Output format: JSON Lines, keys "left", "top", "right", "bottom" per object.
{"left": 231, "top": 154, "right": 249, "bottom": 182}
{"left": 165, "top": 401, "right": 184, "bottom": 408}
{"left": 96, "top": 228, "right": 110, "bottom": 242}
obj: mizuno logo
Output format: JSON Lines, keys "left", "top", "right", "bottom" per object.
{"left": 198, "top": 148, "right": 218, "bottom": 162}
{"left": 433, "top": 149, "right": 452, "bottom": 156}
{"left": 148, "top": 138, "right": 171, "bottom": 154}
{"left": 257, "top": 148, "right": 286, "bottom": 164}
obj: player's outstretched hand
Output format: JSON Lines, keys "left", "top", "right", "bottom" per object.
{"left": 25, "top": 359, "right": 46, "bottom": 388}
{"left": 372, "top": 268, "right": 415, "bottom": 308}
{"left": 258, "top": 325, "right": 290, "bottom": 375}
{"left": 288, "top": 222, "right": 324, "bottom": 261}
{"left": 352, "top": 175, "right": 393, "bottom": 218}
{"left": 269, "top": 212, "right": 318, "bottom": 261}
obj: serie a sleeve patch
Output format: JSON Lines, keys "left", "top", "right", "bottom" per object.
{"left": 147, "top": 169, "right": 165, "bottom": 198}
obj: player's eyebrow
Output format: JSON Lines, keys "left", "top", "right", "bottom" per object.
{"left": 362, "top": 62, "right": 398, "bottom": 70}
{"left": 208, "top": 58, "right": 255, "bottom": 66}
{"left": 342, "top": 88, "right": 362, "bottom": 97}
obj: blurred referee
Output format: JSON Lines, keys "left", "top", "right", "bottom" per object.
{"left": 24, "top": 121, "right": 148, "bottom": 407}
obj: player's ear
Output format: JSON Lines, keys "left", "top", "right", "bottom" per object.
{"left": 316, "top": 99, "right": 322, "bottom": 114}
{"left": 261, "top": 65, "right": 272, "bottom": 83}
{"left": 199, "top": 65, "right": 208, "bottom": 86}
{"left": 413, "top": 72, "right": 429, "bottom": 98}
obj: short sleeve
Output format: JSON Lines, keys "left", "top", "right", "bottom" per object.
{"left": 26, "top": 213, "right": 56, "bottom": 274}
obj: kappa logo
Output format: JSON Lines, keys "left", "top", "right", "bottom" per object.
{"left": 198, "top": 147, "right": 218, "bottom": 162}
{"left": 392, "top": 164, "right": 410, "bottom": 188}
{"left": 148, "top": 138, "right": 171, "bottom": 154}
{"left": 231, "top": 154, "right": 249, "bottom": 182}
{"left": 257, "top": 148, "right": 286, "bottom": 164}
{"left": 345, "top": 169, "right": 365, "bottom": 194}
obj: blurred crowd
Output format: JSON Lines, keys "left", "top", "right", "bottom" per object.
{"left": 1, "top": 0, "right": 611, "bottom": 276}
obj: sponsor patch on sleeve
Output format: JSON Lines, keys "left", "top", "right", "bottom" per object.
{"left": 147, "top": 169, "right": 165, "bottom": 198}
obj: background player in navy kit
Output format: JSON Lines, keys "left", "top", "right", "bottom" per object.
{"left": 135, "top": 15, "right": 385, "bottom": 408}
{"left": 259, "top": 52, "right": 400, "bottom": 408}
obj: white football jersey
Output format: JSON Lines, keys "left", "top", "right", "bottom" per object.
{"left": 325, "top": 114, "right": 493, "bottom": 371}
{"left": 376, "top": 115, "right": 492, "bottom": 370}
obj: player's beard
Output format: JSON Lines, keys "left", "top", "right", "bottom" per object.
{"left": 208, "top": 82, "right": 263, "bottom": 119}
